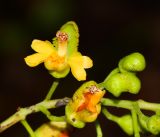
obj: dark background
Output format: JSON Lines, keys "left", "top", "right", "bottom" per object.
{"left": 0, "top": 0, "right": 160, "bottom": 137}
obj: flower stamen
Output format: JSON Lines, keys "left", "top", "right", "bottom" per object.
{"left": 56, "top": 31, "right": 68, "bottom": 57}
{"left": 77, "top": 86, "right": 104, "bottom": 113}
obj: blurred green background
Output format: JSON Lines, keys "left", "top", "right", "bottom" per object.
{"left": 0, "top": 0, "right": 160, "bottom": 137}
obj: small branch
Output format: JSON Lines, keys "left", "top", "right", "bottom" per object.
{"left": 38, "top": 105, "right": 65, "bottom": 121}
{"left": 95, "top": 120, "right": 103, "bottom": 137}
{"left": 102, "top": 108, "right": 119, "bottom": 122}
{"left": 21, "top": 119, "right": 36, "bottom": 137}
{"left": 0, "top": 97, "right": 70, "bottom": 133}
{"left": 101, "top": 98, "right": 160, "bottom": 112}
{"left": 131, "top": 109, "right": 140, "bottom": 137}
{"left": 45, "top": 80, "right": 59, "bottom": 101}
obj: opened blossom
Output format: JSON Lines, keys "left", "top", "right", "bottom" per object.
{"left": 65, "top": 81, "right": 105, "bottom": 128}
{"left": 24, "top": 31, "right": 93, "bottom": 81}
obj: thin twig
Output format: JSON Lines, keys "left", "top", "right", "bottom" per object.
{"left": 0, "top": 97, "right": 70, "bottom": 133}
{"left": 101, "top": 98, "right": 160, "bottom": 112}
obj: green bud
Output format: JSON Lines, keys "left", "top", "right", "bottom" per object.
{"left": 134, "top": 103, "right": 160, "bottom": 135}
{"left": 119, "top": 52, "right": 146, "bottom": 73}
{"left": 103, "top": 72, "right": 141, "bottom": 97}
{"left": 117, "top": 115, "right": 134, "bottom": 136}
{"left": 147, "top": 115, "right": 160, "bottom": 135}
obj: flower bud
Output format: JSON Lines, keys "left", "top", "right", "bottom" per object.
{"left": 147, "top": 115, "right": 160, "bottom": 135}
{"left": 103, "top": 72, "right": 140, "bottom": 97}
{"left": 117, "top": 115, "right": 134, "bottom": 136}
{"left": 65, "top": 81, "right": 105, "bottom": 128}
{"left": 118, "top": 52, "right": 146, "bottom": 73}
{"left": 135, "top": 105, "right": 160, "bottom": 135}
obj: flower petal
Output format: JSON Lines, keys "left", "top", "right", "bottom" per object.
{"left": 70, "top": 64, "right": 86, "bottom": 81}
{"left": 31, "top": 39, "right": 56, "bottom": 55}
{"left": 68, "top": 52, "right": 86, "bottom": 81}
{"left": 24, "top": 53, "right": 47, "bottom": 67}
{"left": 82, "top": 56, "right": 93, "bottom": 68}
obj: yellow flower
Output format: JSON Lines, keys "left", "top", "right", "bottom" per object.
{"left": 24, "top": 30, "right": 93, "bottom": 81}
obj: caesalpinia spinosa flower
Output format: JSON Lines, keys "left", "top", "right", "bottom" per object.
{"left": 65, "top": 81, "right": 105, "bottom": 128}
{"left": 24, "top": 21, "right": 93, "bottom": 81}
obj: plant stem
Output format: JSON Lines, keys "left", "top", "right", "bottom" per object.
{"left": 38, "top": 105, "right": 65, "bottom": 121}
{"left": 45, "top": 80, "right": 59, "bottom": 101}
{"left": 102, "top": 108, "right": 119, "bottom": 122}
{"left": 101, "top": 98, "right": 160, "bottom": 112}
{"left": 131, "top": 109, "right": 140, "bottom": 137}
{"left": 0, "top": 97, "right": 70, "bottom": 133}
{"left": 21, "top": 119, "right": 36, "bottom": 137}
{"left": 99, "top": 68, "right": 119, "bottom": 87}
{"left": 95, "top": 120, "right": 103, "bottom": 137}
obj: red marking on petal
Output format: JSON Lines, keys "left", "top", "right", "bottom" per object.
{"left": 77, "top": 92, "right": 97, "bottom": 113}
{"left": 59, "top": 131, "right": 69, "bottom": 137}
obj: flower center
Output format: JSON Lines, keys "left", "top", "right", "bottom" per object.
{"left": 77, "top": 86, "right": 104, "bottom": 113}
{"left": 45, "top": 54, "right": 67, "bottom": 71}
{"left": 56, "top": 31, "right": 68, "bottom": 57}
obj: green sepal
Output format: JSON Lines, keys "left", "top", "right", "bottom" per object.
{"left": 49, "top": 67, "right": 70, "bottom": 78}
{"left": 118, "top": 52, "right": 146, "bottom": 73}
{"left": 65, "top": 102, "right": 86, "bottom": 128}
{"left": 72, "top": 81, "right": 98, "bottom": 100}
{"left": 59, "top": 21, "right": 79, "bottom": 56}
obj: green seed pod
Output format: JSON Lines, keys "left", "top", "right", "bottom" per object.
{"left": 65, "top": 81, "right": 105, "bottom": 128}
{"left": 117, "top": 115, "right": 134, "bottom": 136}
{"left": 147, "top": 115, "right": 160, "bottom": 135}
{"left": 103, "top": 72, "right": 141, "bottom": 97}
{"left": 118, "top": 52, "right": 146, "bottom": 73}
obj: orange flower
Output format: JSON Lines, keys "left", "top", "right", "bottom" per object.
{"left": 65, "top": 81, "right": 105, "bottom": 128}
{"left": 77, "top": 87, "right": 105, "bottom": 113}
